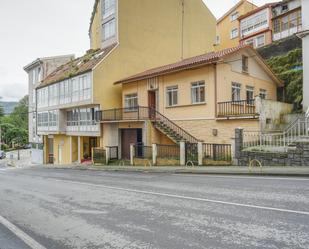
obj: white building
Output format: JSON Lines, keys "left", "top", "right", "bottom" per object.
{"left": 24, "top": 55, "right": 74, "bottom": 164}
{"left": 298, "top": 0, "right": 309, "bottom": 110}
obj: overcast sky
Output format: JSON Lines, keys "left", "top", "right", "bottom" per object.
{"left": 0, "top": 0, "right": 276, "bottom": 102}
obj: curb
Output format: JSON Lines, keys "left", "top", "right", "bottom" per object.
{"left": 35, "top": 166, "right": 309, "bottom": 177}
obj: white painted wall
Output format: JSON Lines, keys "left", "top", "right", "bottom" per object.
{"left": 31, "top": 149, "right": 43, "bottom": 164}
{"left": 302, "top": 0, "right": 309, "bottom": 110}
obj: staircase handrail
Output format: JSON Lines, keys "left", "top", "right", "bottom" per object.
{"left": 148, "top": 107, "right": 200, "bottom": 144}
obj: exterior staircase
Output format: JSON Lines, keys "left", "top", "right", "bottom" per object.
{"left": 150, "top": 108, "right": 200, "bottom": 144}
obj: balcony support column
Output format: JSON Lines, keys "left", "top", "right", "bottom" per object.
{"left": 78, "top": 136, "right": 81, "bottom": 163}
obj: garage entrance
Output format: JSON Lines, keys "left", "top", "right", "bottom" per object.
{"left": 121, "top": 129, "right": 142, "bottom": 159}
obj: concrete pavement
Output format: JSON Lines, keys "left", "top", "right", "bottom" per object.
{"left": 0, "top": 167, "right": 309, "bottom": 248}
{"left": 40, "top": 164, "right": 309, "bottom": 177}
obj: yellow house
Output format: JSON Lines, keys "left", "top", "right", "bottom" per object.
{"left": 97, "top": 45, "right": 288, "bottom": 159}
{"left": 216, "top": 0, "right": 257, "bottom": 50}
{"left": 36, "top": 0, "right": 216, "bottom": 165}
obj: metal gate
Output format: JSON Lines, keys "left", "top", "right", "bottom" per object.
{"left": 185, "top": 143, "right": 198, "bottom": 165}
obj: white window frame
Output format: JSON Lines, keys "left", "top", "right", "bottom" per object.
{"left": 260, "top": 89, "right": 267, "bottom": 99}
{"left": 125, "top": 93, "right": 138, "bottom": 111}
{"left": 102, "top": 18, "right": 116, "bottom": 41}
{"left": 230, "top": 12, "right": 239, "bottom": 22}
{"left": 166, "top": 86, "right": 178, "bottom": 107}
{"left": 102, "top": 0, "right": 116, "bottom": 19}
{"left": 191, "top": 81, "right": 205, "bottom": 104}
{"left": 232, "top": 83, "right": 241, "bottom": 102}
{"left": 231, "top": 28, "right": 239, "bottom": 39}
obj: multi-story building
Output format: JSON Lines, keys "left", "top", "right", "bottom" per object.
{"left": 24, "top": 55, "right": 74, "bottom": 164}
{"left": 36, "top": 0, "right": 216, "bottom": 165}
{"left": 272, "top": 0, "right": 302, "bottom": 41}
{"left": 239, "top": 3, "right": 275, "bottom": 48}
{"left": 215, "top": 0, "right": 257, "bottom": 50}
{"left": 297, "top": 0, "right": 309, "bottom": 110}
{"left": 96, "top": 45, "right": 291, "bottom": 159}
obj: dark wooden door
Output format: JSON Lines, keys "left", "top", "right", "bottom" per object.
{"left": 148, "top": 91, "right": 156, "bottom": 109}
{"left": 121, "top": 129, "right": 142, "bottom": 159}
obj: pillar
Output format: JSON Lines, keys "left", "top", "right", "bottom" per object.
{"left": 198, "top": 142, "right": 203, "bottom": 166}
{"left": 130, "top": 144, "right": 135, "bottom": 166}
{"left": 152, "top": 144, "right": 157, "bottom": 165}
{"left": 180, "top": 141, "right": 186, "bottom": 166}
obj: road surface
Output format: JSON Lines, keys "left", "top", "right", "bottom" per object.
{"left": 0, "top": 167, "right": 308, "bottom": 249}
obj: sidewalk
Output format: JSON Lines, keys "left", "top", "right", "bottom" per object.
{"left": 36, "top": 164, "right": 309, "bottom": 177}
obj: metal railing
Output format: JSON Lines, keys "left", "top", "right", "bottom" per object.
{"left": 96, "top": 106, "right": 199, "bottom": 144}
{"left": 157, "top": 144, "right": 180, "bottom": 160}
{"left": 96, "top": 107, "right": 151, "bottom": 121}
{"left": 217, "top": 99, "right": 256, "bottom": 117}
{"left": 134, "top": 143, "right": 152, "bottom": 159}
{"left": 92, "top": 148, "right": 106, "bottom": 164}
{"left": 202, "top": 143, "right": 232, "bottom": 162}
{"left": 243, "top": 117, "right": 309, "bottom": 151}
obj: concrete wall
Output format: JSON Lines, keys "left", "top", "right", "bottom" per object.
{"left": 256, "top": 98, "right": 293, "bottom": 131}
{"left": 31, "top": 149, "right": 43, "bottom": 164}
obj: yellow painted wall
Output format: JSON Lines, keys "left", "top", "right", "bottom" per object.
{"left": 71, "top": 136, "right": 78, "bottom": 162}
{"left": 90, "top": 0, "right": 102, "bottom": 50}
{"left": 92, "top": 0, "right": 216, "bottom": 110}
{"left": 216, "top": 0, "right": 257, "bottom": 50}
{"left": 53, "top": 135, "right": 71, "bottom": 165}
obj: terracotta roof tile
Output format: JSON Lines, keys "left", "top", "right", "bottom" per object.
{"left": 38, "top": 43, "right": 117, "bottom": 88}
{"left": 115, "top": 44, "right": 250, "bottom": 84}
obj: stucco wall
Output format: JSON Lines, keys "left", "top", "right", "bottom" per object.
{"left": 216, "top": 1, "right": 257, "bottom": 50}
{"left": 92, "top": 0, "right": 216, "bottom": 110}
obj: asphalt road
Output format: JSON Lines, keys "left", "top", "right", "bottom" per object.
{"left": 0, "top": 167, "right": 309, "bottom": 249}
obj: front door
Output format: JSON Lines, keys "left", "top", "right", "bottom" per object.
{"left": 148, "top": 91, "right": 157, "bottom": 119}
{"left": 148, "top": 91, "right": 157, "bottom": 110}
{"left": 89, "top": 137, "right": 97, "bottom": 157}
{"left": 48, "top": 138, "right": 54, "bottom": 164}
{"left": 121, "top": 129, "right": 143, "bottom": 159}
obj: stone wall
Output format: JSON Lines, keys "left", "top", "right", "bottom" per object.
{"left": 235, "top": 128, "right": 309, "bottom": 166}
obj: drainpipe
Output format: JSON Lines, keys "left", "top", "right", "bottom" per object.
{"left": 181, "top": 0, "right": 185, "bottom": 60}
{"left": 214, "top": 63, "right": 218, "bottom": 118}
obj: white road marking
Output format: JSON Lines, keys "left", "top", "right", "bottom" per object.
{"left": 172, "top": 174, "right": 309, "bottom": 181}
{"left": 53, "top": 178, "right": 309, "bottom": 216}
{"left": 0, "top": 215, "right": 47, "bottom": 249}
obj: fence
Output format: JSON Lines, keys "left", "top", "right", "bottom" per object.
{"left": 134, "top": 143, "right": 152, "bottom": 159}
{"left": 202, "top": 143, "right": 232, "bottom": 163}
{"left": 157, "top": 144, "right": 180, "bottom": 160}
{"left": 92, "top": 148, "right": 106, "bottom": 165}
{"left": 243, "top": 118, "right": 309, "bottom": 151}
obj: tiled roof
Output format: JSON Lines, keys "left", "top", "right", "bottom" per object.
{"left": 38, "top": 43, "right": 117, "bottom": 88}
{"left": 115, "top": 44, "right": 250, "bottom": 84}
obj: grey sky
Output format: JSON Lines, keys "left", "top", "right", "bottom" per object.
{"left": 0, "top": 0, "right": 276, "bottom": 102}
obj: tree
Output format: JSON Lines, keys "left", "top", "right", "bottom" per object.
{"left": 0, "top": 95, "right": 29, "bottom": 149}
{"left": 267, "top": 48, "right": 303, "bottom": 109}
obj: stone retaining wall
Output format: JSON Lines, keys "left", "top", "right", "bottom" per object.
{"left": 235, "top": 129, "right": 309, "bottom": 166}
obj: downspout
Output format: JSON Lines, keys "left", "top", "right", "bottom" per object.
{"left": 214, "top": 63, "right": 218, "bottom": 118}
{"left": 181, "top": 0, "right": 185, "bottom": 60}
